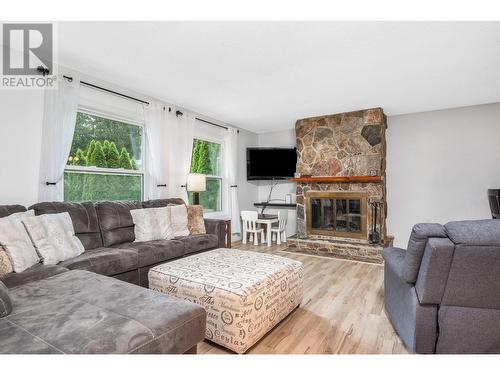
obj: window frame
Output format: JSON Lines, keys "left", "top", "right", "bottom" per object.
{"left": 63, "top": 107, "right": 147, "bottom": 202}
{"left": 190, "top": 136, "right": 224, "bottom": 213}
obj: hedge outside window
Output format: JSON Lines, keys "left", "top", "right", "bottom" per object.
{"left": 64, "top": 111, "right": 144, "bottom": 202}
{"left": 188, "top": 139, "right": 222, "bottom": 212}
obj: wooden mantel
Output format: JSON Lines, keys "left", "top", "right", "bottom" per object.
{"left": 290, "top": 176, "right": 382, "bottom": 183}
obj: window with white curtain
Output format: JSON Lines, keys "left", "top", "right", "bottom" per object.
{"left": 63, "top": 86, "right": 146, "bottom": 202}
{"left": 188, "top": 138, "right": 223, "bottom": 212}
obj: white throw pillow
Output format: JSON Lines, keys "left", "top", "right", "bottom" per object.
{"left": 0, "top": 211, "right": 40, "bottom": 273}
{"left": 22, "top": 212, "right": 85, "bottom": 265}
{"left": 131, "top": 206, "right": 173, "bottom": 242}
{"left": 169, "top": 204, "right": 190, "bottom": 237}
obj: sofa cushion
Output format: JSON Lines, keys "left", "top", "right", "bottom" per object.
{"left": 403, "top": 223, "right": 446, "bottom": 283}
{"left": 441, "top": 244, "right": 500, "bottom": 310}
{"left": 22, "top": 212, "right": 85, "bottom": 265}
{"left": 30, "top": 202, "right": 103, "bottom": 250}
{"left": 0, "top": 281, "right": 12, "bottom": 318}
{"left": 0, "top": 263, "right": 68, "bottom": 289}
{"left": 59, "top": 248, "right": 138, "bottom": 276}
{"left": 95, "top": 201, "right": 142, "bottom": 247}
{"left": 0, "top": 320, "right": 59, "bottom": 353}
{"left": 112, "top": 240, "right": 185, "bottom": 267}
{"left": 178, "top": 234, "right": 219, "bottom": 255}
{"left": 0, "top": 210, "right": 40, "bottom": 273}
{"left": 436, "top": 306, "right": 500, "bottom": 354}
{"left": 445, "top": 219, "right": 500, "bottom": 246}
{"left": 0, "top": 205, "right": 26, "bottom": 218}
{"left": 141, "top": 198, "right": 185, "bottom": 208}
{"left": 0, "top": 270, "right": 206, "bottom": 354}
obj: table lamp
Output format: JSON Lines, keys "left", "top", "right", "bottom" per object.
{"left": 187, "top": 173, "right": 206, "bottom": 205}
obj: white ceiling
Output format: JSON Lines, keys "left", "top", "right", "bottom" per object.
{"left": 58, "top": 21, "right": 500, "bottom": 133}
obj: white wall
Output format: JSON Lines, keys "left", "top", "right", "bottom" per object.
{"left": 0, "top": 90, "right": 44, "bottom": 206}
{"left": 256, "top": 129, "right": 297, "bottom": 237}
{"left": 386, "top": 103, "right": 500, "bottom": 247}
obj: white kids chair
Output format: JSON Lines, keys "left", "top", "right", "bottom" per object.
{"left": 241, "top": 210, "right": 265, "bottom": 245}
{"left": 271, "top": 210, "right": 288, "bottom": 245}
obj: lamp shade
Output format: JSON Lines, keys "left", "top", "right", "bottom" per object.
{"left": 187, "top": 173, "right": 206, "bottom": 192}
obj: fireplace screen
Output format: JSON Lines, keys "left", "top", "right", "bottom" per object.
{"left": 306, "top": 191, "right": 367, "bottom": 239}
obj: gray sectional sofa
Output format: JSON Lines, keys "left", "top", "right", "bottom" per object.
{"left": 383, "top": 219, "right": 500, "bottom": 354}
{"left": 0, "top": 198, "right": 227, "bottom": 354}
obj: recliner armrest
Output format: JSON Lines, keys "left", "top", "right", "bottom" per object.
{"left": 204, "top": 219, "right": 226, "bottom": 248}
{"left": 383, "top": 247, "right": 407, "bottom": 282}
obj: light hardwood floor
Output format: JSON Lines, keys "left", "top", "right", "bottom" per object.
{"left": 198, "top": 242, "right": 408, "bottom": 354}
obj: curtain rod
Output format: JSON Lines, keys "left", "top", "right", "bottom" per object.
{"left": 195, "top": 117, "right": 239, "bottom": 133}
{"left": 63, "top": 75, "right": 150, "bottom": 105}
{"left": 195, "top": 117, "right": 228, "bottom": 130}
{"left": 63, "top": 76, "right": 237, "bottom": 132}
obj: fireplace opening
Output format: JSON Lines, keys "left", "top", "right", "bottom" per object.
{"left": 306, "top": 191, "right": 367, "bottom": 239}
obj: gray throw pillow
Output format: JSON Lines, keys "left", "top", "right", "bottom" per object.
{"left": 0, "top": 210, "right": 40, "bottom": 273}
{"left": 0, "top": 280, "right": 12, "bottom": 318}
{"left": 403, "top": 223, "right": 447, "bottom": 283}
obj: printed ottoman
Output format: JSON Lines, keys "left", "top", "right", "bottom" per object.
{"left": 149, "top": 248, "right": 304, "bottom": 353}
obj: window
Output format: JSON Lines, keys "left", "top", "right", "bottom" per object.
{"left": 64, "top": 111, "right": 144, "bottom": 202}
{"left": 188, "top": 139, "right": 222, "bottom": 212}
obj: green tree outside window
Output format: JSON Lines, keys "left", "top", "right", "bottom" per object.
{"left": 64, "top": 112, "right": 143, "bottom": 203}
{"left": 189, "top": 139, "right": 222, "bottom": 212}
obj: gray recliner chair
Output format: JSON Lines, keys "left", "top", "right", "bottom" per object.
{"left": 383, "top": 219, "right": 500, "bottom": 353}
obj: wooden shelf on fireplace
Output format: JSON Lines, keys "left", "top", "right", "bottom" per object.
{"left": 290, "top": 176, "right": 382, "bottom": 183}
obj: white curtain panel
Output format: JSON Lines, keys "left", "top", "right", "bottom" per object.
{"left": 166, "top": 111, "right": 195, "bottom": 202}
{"left": 224, "top": 127, "right": 241, "bottom": 234}
{"left": 144, "top": 103, "right": 168, "bottom": 200}
{"left": 38, "top": 78, "right": 80, "bottom": 202}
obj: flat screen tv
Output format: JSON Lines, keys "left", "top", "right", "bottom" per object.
{"left": 247, "top": 147, "right": 297, "bottom": 180}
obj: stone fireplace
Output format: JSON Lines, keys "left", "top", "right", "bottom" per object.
{"left": 287, "top": 108, "right": 392, "bottom": 264}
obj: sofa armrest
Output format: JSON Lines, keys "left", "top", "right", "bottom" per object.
{"left": 383, "top": 246, "right": 439, "bottom": 353}
{"left": 0, "top": 281, "right": 12, "bottom": 318}
{"left": 204, "top": 219, "right": 226, "bottom": 248}
{"left": 383, "top": 247, "right": 407, "bottom": 282}
{"left": 383, "top": 248, "right": 438, "bottom": 353}
{"left": 415, "top": 237, "right": 455, "bottom": 305}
